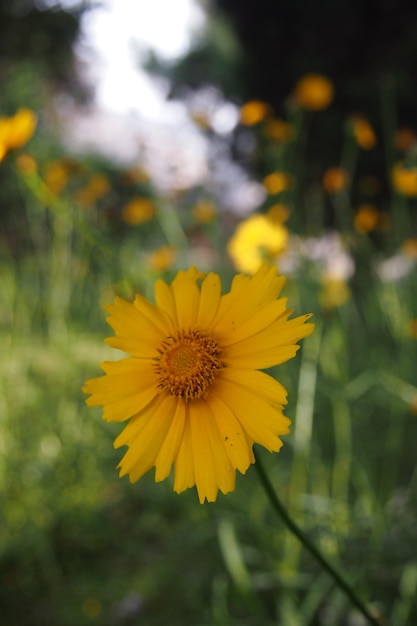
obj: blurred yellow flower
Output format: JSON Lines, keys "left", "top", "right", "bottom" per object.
{"left": 44, "top": 159, "right": 71, "bottom": 195}
{"left": 392, "top": 161, "right": 417, "bottom": 197}
{"left": 263, "top": 172, "right": 292, "bottom": 195}
{"left": 401, "top": 238, "right": 417, "bottom": 259}
{"left": 353, "top": 204, "right": 380, "bottom": 234}
{"left": 263, "top": 118, "right": 294, "bottom": 142}
{"left": 319, "top": 277, "right": 351, "bottom": 309}
{"left": 350, "top": 116, "right": 376, "bottom": 150}
{"left": 293, "top": 74, "right": 334, "bottom": 111}
{"left": 192, "top": 199, "right": 218, "bottom": 224}
{"left": 83, "top": 265, "right": 314, "bottom": 503}
{"left": 147, "top": 246, "right": 176, "bottom": 272}
{"left": 240, "top": 100, "right": 271, "bottom": 126}
{"left": 267, "top": 203, "right": 290, "bottom": 224}
{"left": 122, "top": 197, "right": 156, "bottom": 225}
{"left": 228, "top": 214, "right": 289, "bottom": 274}
{"left": 16, "top": 153, "right": 37, "bottom": 175}
{"left": 0, "top": 108, "right": 37, "bottom": 161}
{"left": 76, "top": 174, "right": 110, "bottom": 207}
{"left": 395, "top": 128, "right": 416, "bottom": 151}
{"left": 322, "top": 167, "right": 349, "bottom": 193}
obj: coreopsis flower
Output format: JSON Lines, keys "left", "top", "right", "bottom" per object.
{"left": 240, "top": 100, "right": 271, "bottom": 126}
{"left": 76, "top": 174, "right": 110, "bottom": 207}
{"left": 353, "top": 204, "right": 380, "bottom": 234}
{"left": 122, "top": 197, "right": 156, "bottom": 225}
{"left": 350, "top": 116, "right": 376, "bottom": 150}
{"left": 147, "top": 246, "right": 176, "bottom": 272}
{"left": 293, "top": 74, "right": 334, "bottom": 111}
{"left": 84, "top": 265, "right": 314, "bottom": 503}
{"left": 192, "top": 199, "right": 218, "bottom": 224}
{"left": 0, "top": 107, "right": 37, "bottom": 161}
{"left": 263, "top": 172, "right": 292, "bottom": 195}
{"left": 228, "top": 214, "right": 289, "bottom": 274}
{"left": 267, "top": 203, "right": 290, "bottom": 224}
{"left": 322, "top": 167, "right": 349, "bottom": 194}
{"left": 392, "top": 162, "right": 417, "bottom": 197}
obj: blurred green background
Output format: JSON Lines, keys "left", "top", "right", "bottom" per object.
{"left": 1, "top": 1, "right": 417, "bottom": 624}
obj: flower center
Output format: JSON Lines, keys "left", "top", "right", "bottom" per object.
{"left": 155, "top": 329, "right": 223, "bottom": 400}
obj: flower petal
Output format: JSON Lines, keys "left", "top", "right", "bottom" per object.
{"left": 224, "top": 314, "right": 314, "bottom": 369}
{"left": 212, "top": 264, "right": 286, "bottom": 333}
{"left": 117, "top": 393, "right": 177, "bottom": 482}
{"left": 84, "top": 359, "right": 159, "bottom": 422}
{"left": 205, "top": 394, "right": 254, "bottom": 473}
{"left": 197, "top": 272, "right": 222, "bottom": 328}
{"left": 214, "top": 369, "right": 290, "bottom": 452}
{"left": 189, "top": 400, "right": 235, "bottom": 503}
{"left": 105, "top": 296, "right": 168, "bottom": 357}
{"left": 173, "top": 408, "right": 195, "bottom": 493}
{"left": 154, "top": 400, "right": 187, "bottom": 482}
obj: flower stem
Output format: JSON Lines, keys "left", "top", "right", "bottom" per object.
{"left": 253, "top": 450, "right": 380, "bottom": 626}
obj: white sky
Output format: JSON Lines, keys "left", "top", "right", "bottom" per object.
{"left": 78, "top": 0, "right": 206, "bottom": 117}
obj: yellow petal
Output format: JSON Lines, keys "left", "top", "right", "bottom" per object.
{"left": 154, "top": 400, "right": 187, "bottom": 482}
{"left": 117, "top": 393, "right": 177, "bottom": 482}
{"left": 189, "top": 400, "right": 235, "bottom": 503}
{"left": 105, "top": 297, "right": 167, "bottom": 357}
{"left": 84, "top": 359, "right": 159, "bottom": 422}
{"left": 224, "top": 315, "right": 314, "bottom": 369}
{"left": 214, "top": 370, "right": 290, "bottom": 452}
{"left": 206, "top": 394, "right": 254, "bottom": 473}
{"left": 212, "top": 265, "right": 285, "bottom": 332}
{"left": 171, "top": 268, "right": 201, "bottom": 329}
{"left": 216, "top": 298, "right": 288, "bottom": 346}
{"left": 196, "top": 272, "right": 222, "bottom": 328}
{"left": 173, "top": 407, "right": 195, "bottom": 493}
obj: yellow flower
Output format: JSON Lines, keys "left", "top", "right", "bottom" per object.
{"left": 83, "top": 265, "right": 314, "bottom": 503}
{"left": 227, "top": 214, "right": 289, "bottom": 274}
{"left": 322, "top": 167, "right": 349, "bottom": 194}
{"left": 147, "top": 246, "right": 176, "bottom": 272}
{"left": 192, "top": 200, "right": 218, "bottom": 224}
{"left": 0, "top": 108, "right": 37, "bottom": 161}
{"left": 263, "top": 118, "right": 294, "bottom": 142}
{"left": 122, "top": 197, "right": 156, "bottom": 225}
{"left": 267, "top": 203, "right": 290, "bottom": 224}
{"left": 44, "top": 159, "right": 71, "bottom": 195}
{"left": 293, "top": 74, "right": 334, "bottom": 111}
{"left": 353, "top": 204, "right": 380, "bottom": 234}
{"left": 240, "top": 100, "right": 271, "bottom": 126}
{"left": 350, "top": 116, "right": 376, "bottom": 149}
{"left": 263, "top": 172, "right": 292, "bottom": 195}
{"left": 392, "top": 161, "right": 417, "bottom": 197}
{"left": 16, "top": 153, "right": 37, "bottom": 174}
{"left": 76, "top": 174, "right": 110, "bottom": 207}
{"left": 401, "top": 238, "right": 417, "bottom": 259}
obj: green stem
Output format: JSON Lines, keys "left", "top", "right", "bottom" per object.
{"left": 253, "top": 450, "right": 380, "bottom": 626}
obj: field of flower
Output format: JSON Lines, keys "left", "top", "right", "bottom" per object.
{"left": 1, "top": 15, "right": 417, "bottom": 626}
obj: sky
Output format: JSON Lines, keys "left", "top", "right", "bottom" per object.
{"left": 78, "top": 0, "right": 206, "bottom": 117}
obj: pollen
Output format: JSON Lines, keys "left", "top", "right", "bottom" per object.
{"left": 155, "top": 329, "right": 223, "bottom": 400}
